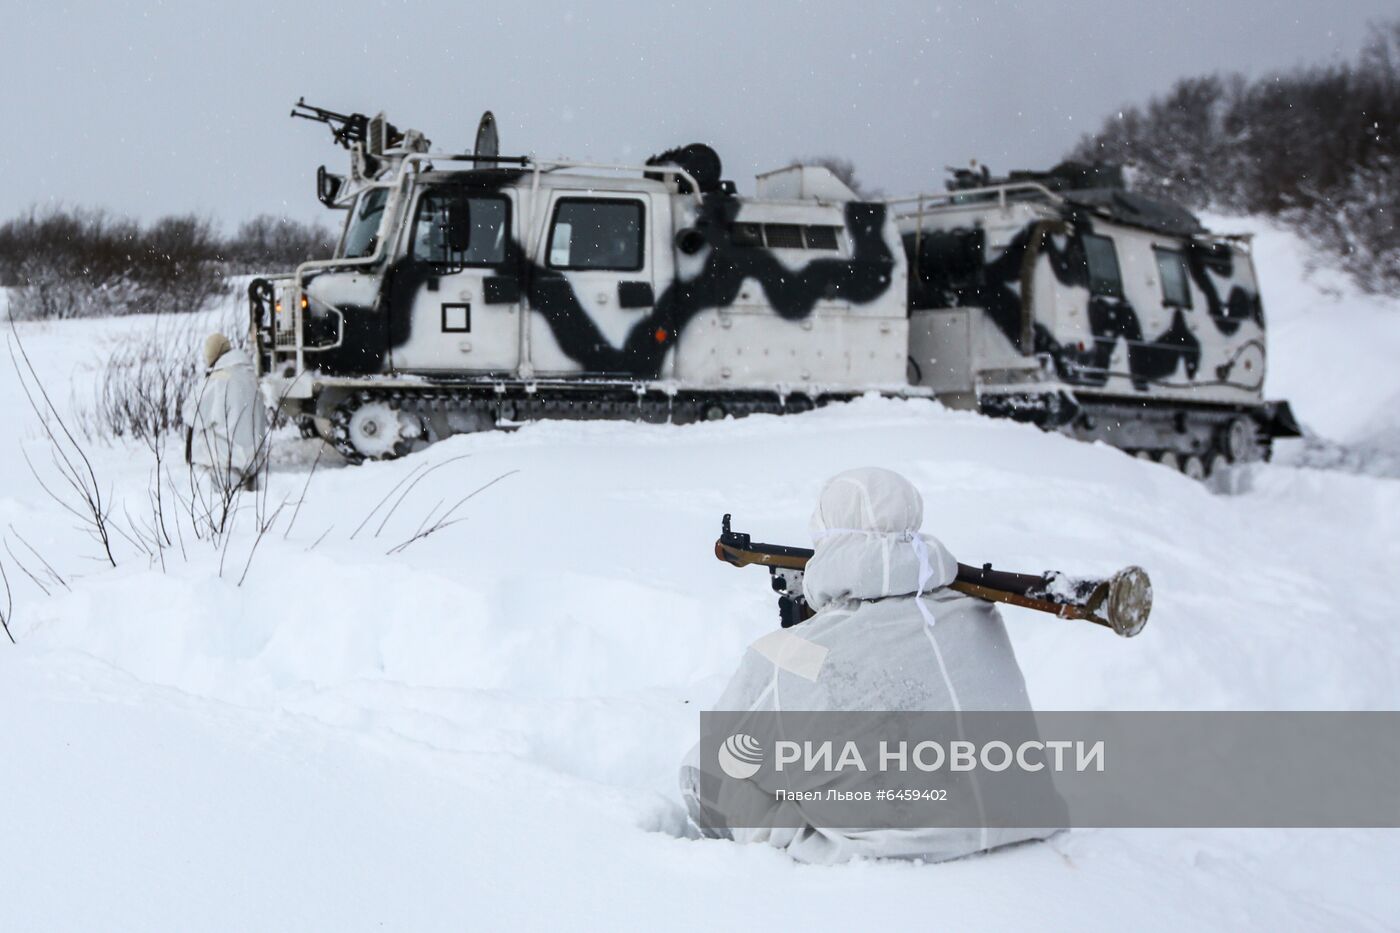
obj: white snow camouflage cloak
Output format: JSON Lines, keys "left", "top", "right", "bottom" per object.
{"left": 185, "top": 347, "right": 266, "bottom": 482}
{"left": 681, "top": 467, "right": 1065, "bottom": 864}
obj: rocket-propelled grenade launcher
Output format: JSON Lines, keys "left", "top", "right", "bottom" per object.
{"left": 714, "top": 515, "right": 1151, "bottom": 637}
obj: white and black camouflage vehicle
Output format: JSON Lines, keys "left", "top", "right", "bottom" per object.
{"left": 251, "top": 102, "right": 1297, "bottom": 473}
{"left": 898, "top": 162, "right": 1298, "bottom": 478}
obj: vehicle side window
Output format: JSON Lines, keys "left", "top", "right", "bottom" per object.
{"left": 908, "top": 227, "right": 984, "bottom": 309}
{"left": 1154, "top": 247, "right": 1192, "bottom": 309}
{"left": 410, "top": 191, "right": 509, "bottom": 266}
{"left": 547, "top": 199, "right": 645, "bottom": 272}
{"left": 340, "top": 188, "right": 389, "bottom": 259}
{"left": 1082, "top": 234, "right": 1123, "bottom": 298}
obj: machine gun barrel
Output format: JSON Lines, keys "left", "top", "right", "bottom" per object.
{"left": 290, "top": 97, "right": 371, "bottom": 148}
{"left": 714, "top": 514, "right": 1151, "bottom": 637}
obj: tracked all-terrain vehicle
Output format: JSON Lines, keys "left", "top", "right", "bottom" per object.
{"left": 250, "top": 102, "right": 1298, "bottom": 472}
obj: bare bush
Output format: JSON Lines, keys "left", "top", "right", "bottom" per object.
{"left": 386, "top": 469, "right": 518, "bottom": 555}
{"left": 1, "top": 208, "right": 142, "bottom": 318}
{"left": 0, "top": 207, "right": 229, "bottom": 320}
{"left": 8, "top": 314, "right": 294, "bottom": 586}
{"left": 0, "top": 559, "right": 13, "bottom": 644}
{"left": 79, "top": 318, "right": 204, "bottom": 444}
{"left": 8, "top": 326, "right": 118, "bottom": 566}
{"left": 1284, "top": 155, "right": 1400, "bottom": 295}
{"left": 136, "top": 214, "right": 230, "bottom": 314}
{"left": 0, "top": 206, "right": 334, "bottom": 320}
{"left": 72, "top": 298, "right": 249, "bottom": 444}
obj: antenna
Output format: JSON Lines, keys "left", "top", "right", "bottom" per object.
{"left": 474, "top": 111, "right": 499, "bottom": 160}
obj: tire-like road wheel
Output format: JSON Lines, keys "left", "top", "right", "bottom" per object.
{"left": 1225, "top": 416, "right": 1261, "bottom": 463}
{"left": 329, "top": 393, "right": 423, "bottom": 463}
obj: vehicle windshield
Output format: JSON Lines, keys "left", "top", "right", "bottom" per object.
{"left": 339, "top": 188, "right": 389, "bottom": 259}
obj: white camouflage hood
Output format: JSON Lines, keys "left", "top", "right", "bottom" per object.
{"left": 802, "top": 467, "right": 959, "bottom": 611}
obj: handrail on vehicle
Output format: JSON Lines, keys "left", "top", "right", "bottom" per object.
{"left": 885, "top": 181, "right": 1065, "bottom": 214}
{"left": 885, "top": 182, "right": 1065, "bottom": 264}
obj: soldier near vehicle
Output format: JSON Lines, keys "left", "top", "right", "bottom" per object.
{"left": 185, "top": 332, "right": 267, "bottom": 496}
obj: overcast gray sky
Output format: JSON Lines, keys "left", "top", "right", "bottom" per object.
{"left": 1, "top": 0, "right": 1391, "bottom": 229}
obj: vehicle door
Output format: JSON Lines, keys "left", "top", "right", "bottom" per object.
{"left": 527, "top": 192, "right": 659, "bottom": 377}
{"left": 390, "top": 184, "right": 522, "bottom": 374}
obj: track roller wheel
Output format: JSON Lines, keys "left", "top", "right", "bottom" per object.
{"left": 329, "top": 392, "right": 424, "bottom": 463}
{"left": 1224, "top": 416, "right": 1262, "bottom": 464}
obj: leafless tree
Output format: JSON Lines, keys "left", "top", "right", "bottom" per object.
{"left": 1069, "top": 19, "right": 1400, "bottom": 296}
{"left": 0, "top": 207, "right": 334, "bottom": 321}
{"left": 0, "top": 207, "right": 228, "bottom": 320}
{"left": 224, "top": 214, "right": 335, "bottom": 274}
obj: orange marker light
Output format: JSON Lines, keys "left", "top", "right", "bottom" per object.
{"left": 655, "top": 328, "right": 669, "bottom": 343}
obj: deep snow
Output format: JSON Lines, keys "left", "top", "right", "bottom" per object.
{"left": 1212, "top": 213, "right": 1400, "bottom": 477}
{"left": 1, "top": 219, "right": 1397, "bottom": 931}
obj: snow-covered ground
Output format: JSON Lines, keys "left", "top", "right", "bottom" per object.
{"left": 1211, "top": 213, "right": 1400, "bottom": 476}
{"left": 1, "top": 221, "right": 1397, "bottom": 931}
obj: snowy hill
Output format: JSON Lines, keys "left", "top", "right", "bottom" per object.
{"left": 1, "top": 220, "right": 1397, "bottom": 930}
{"left": 1219, "top": 214, "right": 1400, "bottom": 475}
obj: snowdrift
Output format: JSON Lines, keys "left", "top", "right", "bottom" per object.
{"left": 1212, "top": 213, "right": 1400, "bottom": 475}
{"left": 0, "top": 218, "right": 1396, "bottom": 931}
